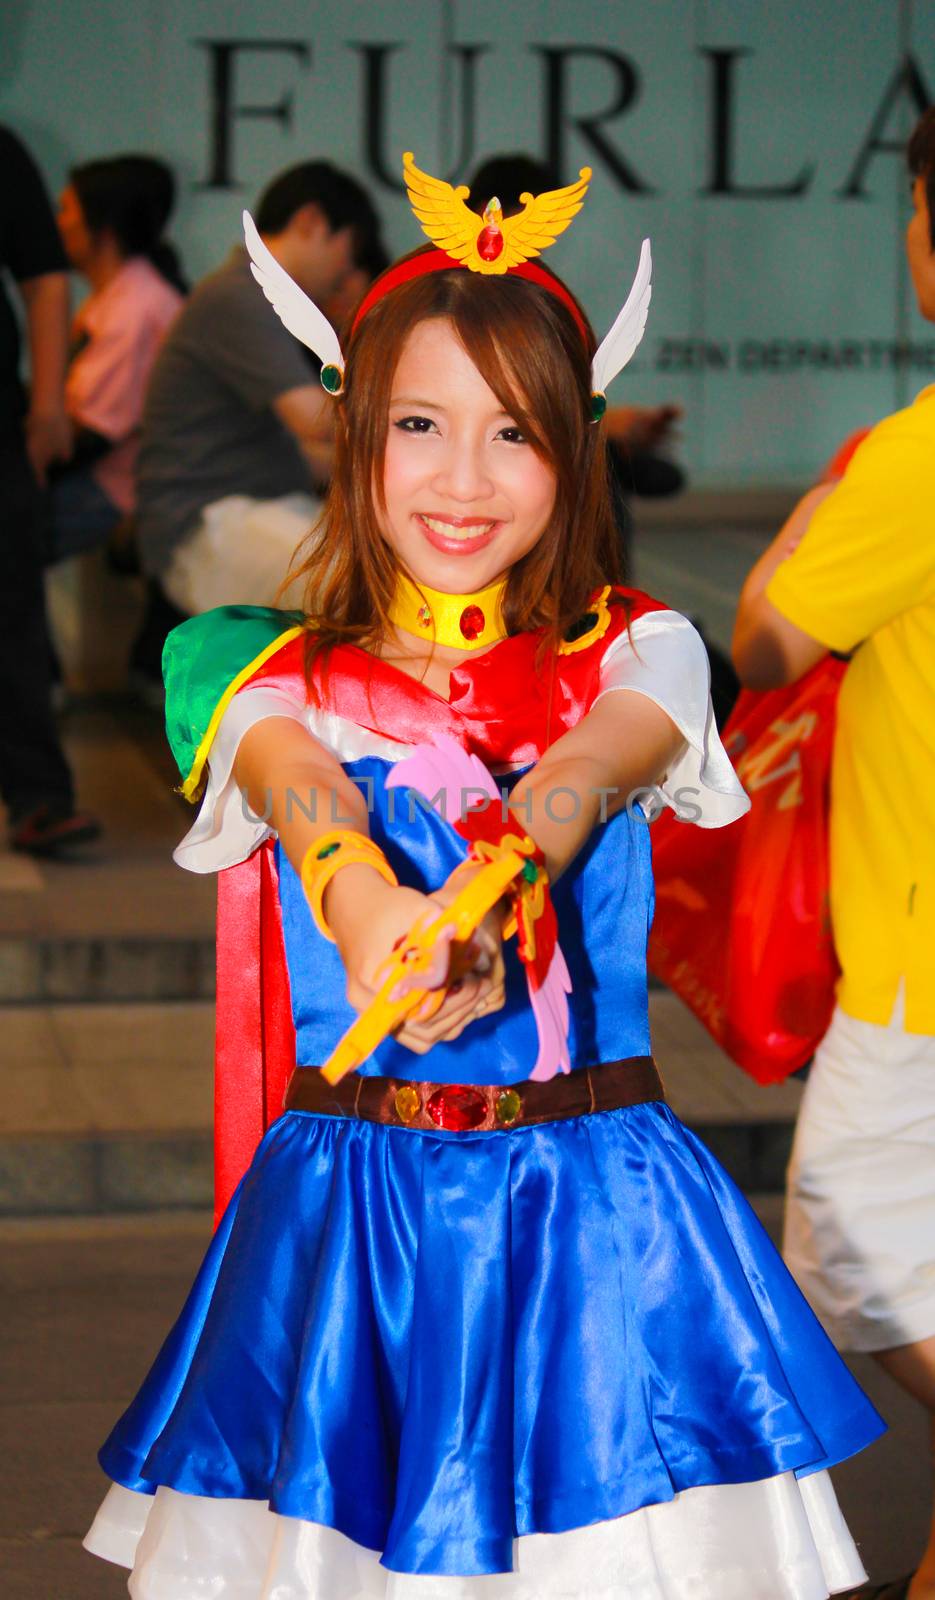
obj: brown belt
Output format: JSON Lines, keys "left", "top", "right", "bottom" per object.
{"left": 284, "top": 1055, "right": 665, "bottom": 1134}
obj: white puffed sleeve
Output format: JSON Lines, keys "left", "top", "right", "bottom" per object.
{"left": 173, "top": 685, "right": 311, "bottom": 873}
{"left": 594, "top": 609, "right": 750, "bottom": 828}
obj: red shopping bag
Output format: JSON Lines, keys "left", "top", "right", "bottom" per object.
{"left": 647, "top": 656, "right": 846, "bottom": 1083}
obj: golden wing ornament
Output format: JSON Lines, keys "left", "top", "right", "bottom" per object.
{"left": 403, "top": 151, "right": 489, "bottom": 272}
{"left": 500, "top": 169, "right": 592, "bottom": 269}
{"left": 403, "top": 152, "right": 592, "bottom": 276}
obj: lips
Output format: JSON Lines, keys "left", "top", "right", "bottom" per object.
{"left": 416, "top": 513, "right": 498, "bottom": 555}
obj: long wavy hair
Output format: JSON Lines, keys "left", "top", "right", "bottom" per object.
{"left": 288, "top": 247, "right": 622, "bottom": 689}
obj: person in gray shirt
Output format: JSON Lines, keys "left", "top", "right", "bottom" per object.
{"left": 131, "top": 161, "right": 382, "bottom": 686}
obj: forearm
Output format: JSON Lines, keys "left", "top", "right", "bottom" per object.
{"left": 733, "top": 486, "right": 833, "bottom": 688}
{"left": 507, "top": 694, "right": 684, "bottom": 881}
{"left": 21, "top": 273, "right": 69, "bottom": 417}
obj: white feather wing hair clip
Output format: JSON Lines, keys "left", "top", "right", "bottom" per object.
{"left": 242, "top": 210, "right": 346, "bottom": 393}
{"left": 590, "top": 238, "right": 652, "bottom": 413}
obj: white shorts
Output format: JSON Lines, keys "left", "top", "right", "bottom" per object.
{"left": 784, "top": 990, "right": 935, "bottom": 1353}
{"left": 163, "top": 492, "right": 322, "bottom": 615}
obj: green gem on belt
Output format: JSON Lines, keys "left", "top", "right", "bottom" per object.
{"left": 495, "top": 1089, "right": 522, "bottom": 1127}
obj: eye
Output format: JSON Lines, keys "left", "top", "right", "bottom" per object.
{"left": 496, "top": 424, "right": 528, "bottom": 444}
{"left": 393, "top": 415, "right": 438, "bottom": 434}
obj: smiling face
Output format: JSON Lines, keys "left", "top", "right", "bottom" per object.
{"left": 907, "top": 175, "right": 935, "bottom": 323}
{"left": 380, "top": 317, "right": 557, "bottom": 594}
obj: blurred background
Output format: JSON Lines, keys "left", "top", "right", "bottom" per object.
{"left": 1, "top": 3, "right": 932, "bottom": 1596}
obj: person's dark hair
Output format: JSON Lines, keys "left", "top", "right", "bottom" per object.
{"left": 468, "top": 154, "right": 564, "bottom": 219}
{"left": 69, "top": 155, "right": 186, "bottom": 291}
{"left": 908, "top": 107, "right": 935, "bottom": 247}
{"left": 255, "top": 160, "right": 381, "bottom": 260}
{"left": 288, "top": 247, "right": 623, "bottom": 695}
{"left": 355, "top": 232, "right": 391, "bottom": 283}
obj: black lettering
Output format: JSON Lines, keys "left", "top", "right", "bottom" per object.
{"left": 353, "top": 43, "right": 489, "bottom": 191}
{"left": 840, "top": 55, "right": 931, "bottom": 197}
{"left": 535, "top": 46, "right": 654, "bottom": 192}
{"left": 700, "top": 48, "right": 814, "bottom": 198}
{"left": 194, "top": 39, "right": 310, "bottom": 189}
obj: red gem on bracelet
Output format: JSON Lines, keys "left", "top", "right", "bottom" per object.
{"left": 426, "top": 1085, "right": 488, "bottom": 1131}
{"left": 459, "top": 605, "right": 485, "bottom": 641}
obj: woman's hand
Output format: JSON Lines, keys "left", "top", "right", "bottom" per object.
{"left": 324, "top": 865, "right": 506, "bottom": 1055}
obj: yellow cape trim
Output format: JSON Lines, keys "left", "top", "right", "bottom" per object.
{"left": 181, "top": 625, "right": 305, "bottom": 801}
{"left": 557, "top": 586, "right": 613, "bottom": 655}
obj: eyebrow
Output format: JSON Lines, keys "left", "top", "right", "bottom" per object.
{"left": 389, "top": 395, "right": 515, "bottom": 418}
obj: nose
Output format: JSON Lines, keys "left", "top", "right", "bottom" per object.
{"left": 432, "top": 432, "right": 495, "bottom": 502}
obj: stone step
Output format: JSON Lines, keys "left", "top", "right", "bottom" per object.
{"left": 0, "top": 994, "right": 802, "bottom": 1216}
{"left": 0, "top": 934, "right": 216, "bottom": 1004}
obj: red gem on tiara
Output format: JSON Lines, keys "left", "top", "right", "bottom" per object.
{"left": 477, "top": 225, "right": 503, "bottom": 262}
{"left": 459, "top": 605, "right": 485, "bottom": 641}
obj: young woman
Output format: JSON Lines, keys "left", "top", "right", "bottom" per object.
{"left": 48, "top": 155, "right": 184, "bottom": 564}
{"left": 84, "top": 156, "right": 882, "bottom": 1598}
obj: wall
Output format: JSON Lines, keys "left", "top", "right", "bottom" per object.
{"left": 3, "top": 0, "right": 933, "bottom": 485}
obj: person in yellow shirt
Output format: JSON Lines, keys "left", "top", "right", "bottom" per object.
{"left": 733, "top": 107, "right": 935, "bottom": 1600}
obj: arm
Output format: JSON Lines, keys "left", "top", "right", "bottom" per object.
{"left": 604, "top": 402, "right": 681, "bottom": 450}
{"left": 273, "top": 384, "right": 335, "bottom": 482}
{"left": 507, "top": 689, "right": 686, "bottom": 881}
{"left": 732, "top": 484, "right": 834, "bottom": 690}
{"left": 19, "top": 271, "right": 72, "bottom": 483}
{"left": 234, "top": 715, "right": 501, "bottom": 1053}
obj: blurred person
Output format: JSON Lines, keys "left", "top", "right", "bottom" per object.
{"left": 733, "top": 107, "right": 935, "bottom": 1600}
{"left": 0, "top": 126, "right": 99, "bottom": 855}
{"left": 45, "top": 155, "right": 185, "bottom": 564}
{"left": 130, "top": 160, "right": 384, "bottom": 696}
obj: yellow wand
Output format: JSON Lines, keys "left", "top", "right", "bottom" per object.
{"left": 320, "top": 852, "right": 524, "bottom": 1085}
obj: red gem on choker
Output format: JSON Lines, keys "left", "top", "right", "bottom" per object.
{"left": 459, "top": 604, "right": 485, "bottom": 641}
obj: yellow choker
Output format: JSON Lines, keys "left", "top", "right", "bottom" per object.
{"left": 388, "top": 572, "right": 508, "bottom": 651}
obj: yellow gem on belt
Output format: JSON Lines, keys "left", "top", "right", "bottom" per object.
{"left": 395, "top": 1086, "right": 421, "bottom": 1124}
{"left": 495, "top": 1089, "right": 521, "bottom": 1127}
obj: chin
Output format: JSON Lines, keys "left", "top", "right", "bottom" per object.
{"left": 406, "top": 552, "right": 502, "bottom": 594}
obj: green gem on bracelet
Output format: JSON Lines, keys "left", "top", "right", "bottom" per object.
{"left": 316, "top": 841, "right": 341, "bottom": 860}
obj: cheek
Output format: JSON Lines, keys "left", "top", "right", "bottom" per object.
{"left": 512, "top": 455, "right": 558, "bottom": 527}
{"left": 381, "top": 436, "right": 423, "bottom": 520}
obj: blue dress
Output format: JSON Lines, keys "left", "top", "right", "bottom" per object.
{"left": 86, "top": 602, "right": 883, "bottom": 1594}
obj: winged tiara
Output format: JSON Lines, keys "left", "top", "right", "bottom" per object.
{"left": 243, "top": 151, "right": 653, "bottom": 410}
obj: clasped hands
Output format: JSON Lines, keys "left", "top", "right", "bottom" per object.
{"left": 323, "top": 860, "right": 507, "bottom": 1054}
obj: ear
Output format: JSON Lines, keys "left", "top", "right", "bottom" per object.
{"left": 292, "top": 201, "right": 329, "bottom": 241}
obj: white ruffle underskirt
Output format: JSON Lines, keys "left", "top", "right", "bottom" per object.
{"left": 85, "top": 1470, "right": 865, "bottom": 1600}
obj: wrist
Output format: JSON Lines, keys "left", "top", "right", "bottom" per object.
{"left": 300, "top": 829, "right": 398, "bottom": 942}
{"left": 325, "top": 865, "right": 398, "bottom": 948}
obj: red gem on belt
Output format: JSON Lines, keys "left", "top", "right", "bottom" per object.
{"left": 426, "top": 1085, "right": 488, "bottom": 1130}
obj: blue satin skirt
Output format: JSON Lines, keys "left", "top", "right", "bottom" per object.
{"left": 99, "top": 1102, "right": 884, "bottom": 1576}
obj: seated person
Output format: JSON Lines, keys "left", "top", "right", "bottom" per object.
{"left": 131, "top": 160, "right": 384, "bottom": 691}
{"left": 47, "top": 155, "right": 184, "bottom": 563}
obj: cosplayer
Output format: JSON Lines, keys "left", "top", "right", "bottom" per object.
{"left": 84, "top": 153, "right": 883, "bottom": 1598}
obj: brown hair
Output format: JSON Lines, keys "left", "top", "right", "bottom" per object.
{"left": 287, "top": 247, "right": 622, "bottom": 683}
{"left": 908, "top": 106, "right": 935, "bottom": 248}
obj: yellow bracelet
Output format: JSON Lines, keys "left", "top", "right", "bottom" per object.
{"left": 300, "top": 830, "right": 398, "bottom": 942}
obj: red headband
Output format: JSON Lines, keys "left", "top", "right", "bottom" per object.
{"left": 350, "top": 248, "right": 591, "bottom": 347}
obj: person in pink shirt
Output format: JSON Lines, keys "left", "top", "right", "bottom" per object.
{"left": 46, "top": 155, "right": 184, "bottom": 562}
